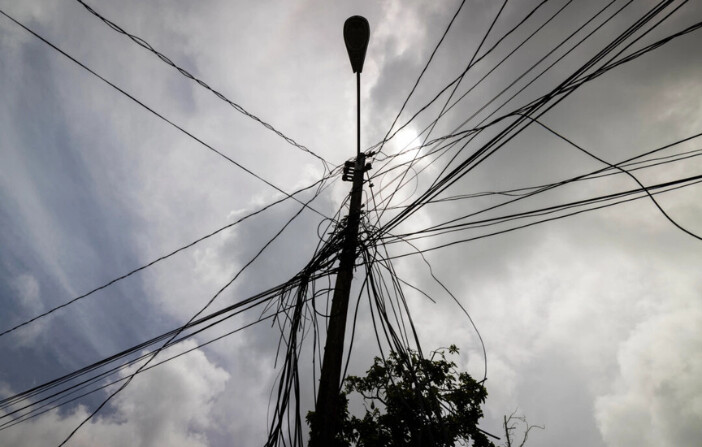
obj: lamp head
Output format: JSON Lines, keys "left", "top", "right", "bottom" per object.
{"left": 344, "top": 16, "right": 370, "bottom": 73}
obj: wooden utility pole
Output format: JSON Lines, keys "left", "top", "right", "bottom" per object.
{"left": 309, "top": 16, "right": 370, "bottom": 447}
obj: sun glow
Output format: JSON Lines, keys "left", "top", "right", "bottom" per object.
{"left": 391, "top": 126, "right": 421, "bottom": 161}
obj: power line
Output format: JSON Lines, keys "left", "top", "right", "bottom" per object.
{"left": 368, "top": 0, "right": 632, "bottom": 207}
{"left": 0, "top": 267, "right": 335, "bottom": 429}
{"left": 0, "top": 8, "right": 330, "bottom": 220}
{"left": 367, "top": 0, "right": 550, "bottom": 159}
{"left": 446, "top": 0, "right": 628, "bottom": 145}
{"left": 400, "top": 130, "right": 702, "bottom": 235}
{"left": 366, "top": 0, "right": 591, "bottom": 216}
{"left": 373, "top": 0, "right": 467, "bottom": 159}
{"left": 4, "top": 3, "right": 700, "bottom": 445}
{"left": 375, "top": 0, "right": 512, "bottom": 224}
{"left": 384, "top": 145, "right": 702, "bottom": 209}
{"left": 74, "top": 0, "right": 332, "bottom": 171}
{"left": 524, "top": 116, "right": 702, "bottom": 241}
{"left": 0, "top": 7, "right": 342, "bottom": 342}
{"left": 379, "top": 0, "right": 630, "bottom": 208}
{"left": 383, "top": 174, "right": 702, "bottom": 255}
{"left": 57, "top": 180, "right": 331, "bottom": 446}
{"left": 375, "top": 0, "right": 684, "bottom": 239}
{"left": 0, "top": 175, "right": 333, "bottom": 339}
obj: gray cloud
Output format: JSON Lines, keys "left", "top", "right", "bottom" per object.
{"left": 1, "top": 0, "right": 701, "bottom": 446}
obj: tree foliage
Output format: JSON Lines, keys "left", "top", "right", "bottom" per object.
{"left": 310, "top": 346, "right": 495, "bottom": 447}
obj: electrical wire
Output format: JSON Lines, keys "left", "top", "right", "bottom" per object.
{"left": 74, "top": 0, "right": 332, "bottom": 171}
{"left": 0, "top": 8, "right": 330, "bottom": 220}
{"left": 375, "top": 0, "right": 683, "bottom": 239}
{"left": 56, "top": 173, "right": 332, "bottom": 446}
{"left": 393, "top": 130, "right": 702, "bottom": 233}
{"left": 0, "top": 176, "right": 333, "bottom": 339}
{"left": 383, "top": 173, "right": 702, "bottom": 249}
{"left": 524, "top": 116, "right": 702, "bottom": 241}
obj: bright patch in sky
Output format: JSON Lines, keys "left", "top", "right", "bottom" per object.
{"left": 1, "top": 1, "right": 701, "bottom": 446}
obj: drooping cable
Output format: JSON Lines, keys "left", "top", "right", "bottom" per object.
{"left": 524, "top": 116, "right": 702, "bottom": 241}
{"left": 56, "top": 177, "right": 330, "bottom": 446}
{"left": 376, "top": 0, "right": 681, "bottom": 239}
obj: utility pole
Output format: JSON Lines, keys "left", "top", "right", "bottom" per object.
{"left": 309, "top": 16, "right": 370, "bottom": 447}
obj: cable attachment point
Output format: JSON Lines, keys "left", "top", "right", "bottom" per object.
{"left": 342, "top": 160, "right": 356, "bottom": 182}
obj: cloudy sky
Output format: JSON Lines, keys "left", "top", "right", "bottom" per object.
{"left": 1, "top": 0, "right": 701, "bottom": 446}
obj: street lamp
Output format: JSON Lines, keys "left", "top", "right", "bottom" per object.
{"left": 344, "top": 16, "right": 370, "bottom": 156}
{"left": 309, "top": 16, "right": 370, "bottom": 447}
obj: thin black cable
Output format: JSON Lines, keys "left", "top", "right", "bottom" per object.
{"left": 0, "top": 176, "right": 331, "bottom": 339}
{"left": 382, "top": 145, "right": 702, "bottom": 209}
{"left": 383, "top": 0, "right": 628, "bottom": 204}
{"left": 0, "top": 256, "right": 334, "bottom": 408}
{"left": 368, "top": 0, "right": 578, "bottom": 217}
{"left": 377, "top": 0, "right": 680, "bottom": 239}
{"left": 378, "top": 235, "right": 487, "bottom": 382}
{"left": 74, "top": 0, "right": 332, "bottom": 171}
{"left": 376, "top": 0, "right": 511, "bottom": 223}
{"left": 384, "top": 173, "right": 702, "bottom": 245}
{"left": 367, "top": 0, "right": 550, "bottom": 158}
{"left": 446, "top": 0, "right": 627, "bottom": 145}
{"left": 2, "top": 299, "right": 319, "bottom": 430}
{"left": 525, "top": 116, "right": 702, "bottom": 241}
{"left": 394, "top": 130, "right": 702, "bottom": 234}
{"left": 422, "top": 0, "right": 576, "bottom": 143}
{"left": 0, "top": 9, "right": 330, "bottom": 221}
{"left": 57, "top": 179, "right": 327, "bottom": 446}
{"left": 384, "top": 175, "right": 702, "bottom": 258}
{"left": 375, "top": 0, "right": 467, "bottom": 158}
{"left": 412, "top": 0, "right": 628, "bottom": 200}
{"left": 0, "top": 267, "right": 335, "bottom": 424}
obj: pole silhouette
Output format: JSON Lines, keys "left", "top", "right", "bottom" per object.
{"left": 309, "top": 16, "right": 369, "bottom": 447}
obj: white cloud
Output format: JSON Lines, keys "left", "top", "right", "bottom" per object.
{"left": 595, "top": 306, "right": 702, "bottom": 447}
{"left": 0, "top": 341, "right": 229, "bottom": 447}
{"left": 2, "top": 1, "right": 702, "bottom": 446}
{"left": 10, "top": 274, "right": 42, "bottom": 313}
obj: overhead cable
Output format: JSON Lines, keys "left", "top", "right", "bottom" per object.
{"left": 74, "top": 0, "right": 332, "bottom": 171}
{"left": 0, "top": 9, "right": 330, "bottom": 220}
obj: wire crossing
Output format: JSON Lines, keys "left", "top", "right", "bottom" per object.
{"left": 74, "top": 0, "right": 333, "bottom": 172}
{"left": 1, "top": 1, "right": 701, "bottom": 446}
